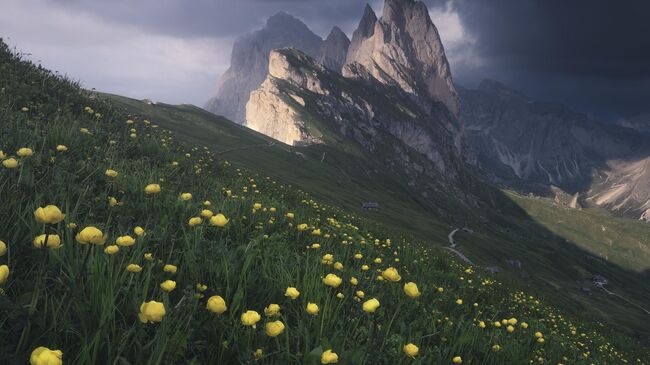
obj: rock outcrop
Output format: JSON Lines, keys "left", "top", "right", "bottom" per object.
{"left": 204, "top": 12, "right": 322, "bottom": 123}
{"left": 317, "top": 27, "right": 350, "bottom": 72}
{"left": 344, "top": 0, "right": 459, "bottom": 116}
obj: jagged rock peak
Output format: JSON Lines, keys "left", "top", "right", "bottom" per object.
{"left": 318, "top": 26, "right": 351, "bottom": 72}
{"left": 345, "top": 0, "right": 459, "bottom": 116}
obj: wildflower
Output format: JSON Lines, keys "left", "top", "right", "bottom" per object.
{"left": 534, "top": 331, "right": 543, "bottom": 339}
{"left": 374, "top": 258, "right": 382, "bottom": 264}
{"left": 80, "top": 128, "right": 90, "bottom": 134}
{"left": 188, "top": 217, "right": 202, "bottom": 226}
{"left": 494, "top": 321, "right": 501, "bottom": 328}
{"left": 361, "top": 265, "right": 369, "bottom": 271}
{"left": 104, "top": 245, "right": 119, "bottom": 255}
{"left": 354, "top": 253, "right": 363, "bottom": 259}
{"left": 180, "top": 193, "right": 192, "bottom": 201}
{"left": 116, "top": 235, "right": 136, "bottom": 247}
{"left": 0, "top": 240, "right": 6, "bottom": 256}
{"left": 311, "top": 243, "right": 321, "bottom": 249}
{"left": 264, "top": 304, "right": 280, "bottom": 317}
{"left": 381, "top": 267, "right": 401, "bottom": 282}
{"left": 160, "top": 280, "right": 176, "bottom": 292}
{"left": 356, "top": 291, "right": 365, "bottom": 299}
{"left": 403, "top": 282, "right": 421, "bottom": 298}
{"left": 306, "top": 303, "right": 319, "bottom": 315}
{"left": 21, "top": 107, "right": 29, "bottom": 112}
{"left": 362, "top": 298, "right": 380, "bottom": 313}
{"left": 491, "top": 344, "right": 501, "bottom": 352}
{"left": 134, "top": 226, "right": 145, "bottom": 236}
{"left": 163, "top": 264, "right": 177, "bottom": 274}
{"left": 17, "top": 147, "right": 33, "bottom": 157}
{"left": 206, "top": 295, "right": 227, "bottom": 314}
{"left": 507, "top": 318, "right": 518, "bottom": 325}
{"left": 56, "top": 145, "right": 68, "bottom": 152}
{"left": 456, "top": 299, "right": 463, "bottom": 305}
{"left": 127, "top": 264, "right": 142, "bottom": 273}
{"left": 286, "top": 212, "right": 294, "bottom": 219}
{"left": 297, "top": 223, "right": 308, "bottom": 231}
{"left": 108, "top": 197, "right": 118, "bottom": 207}
{"left": 34, "top": 205, "right": 65, "bottom": 224}
{"left": 196, "top": 283, "right": 208, "bottom": 292}
{"left": 30, "top": 347, "right": 63, "bottom": 365}
{"left": 453, "top": 356, "right": 463, "bottom": 364}
{"left": 144, "top": 253, "right": 153, "bottom": 261}
{"left": 478, "top": 321, "right": 486, "bottom": 328}
{"left": 322, "top": 273, "right": 342, "bottom": 288}
{"left": 138, "top": 301, "right": 166, "bottom": 323}
{"left": 144, "top": 184, "right": 161, "bottom": 194}
{"left": 33, "top": 234, "right": 62, "bottom": 249}
{"left": 521, "top": 322, "right": 529, "bottom": 329}
{"left": 200, "top": 209, "right": 214, "bottom": 218}
{"left": 321, "top": 349, "right": 338, "bottom": 364}
{"left": 0, "top": 265, "right": 9, "bottom": 284}
{"left": 403, "top": 343, "right": 419, "bottom": 358}
{"left": 350, "top": 277, "right": 358, "bottom": 285}
{"left": 285, "top": 287, "right": 300, "bottom": 299}
{"left": 264, "top": 320, "right": 285, "bottom": 337}
{"left": 333, "top": 262, "right": 343, "bottom": 270}
{"left": 2, "top": 158, "right": 18, "bottom": 169}
{"left": 209, "top": 214, "right": 229, "bottom": 227}
{"left": 67, "top": 223, "right": 77, "bottom": 229}
{"left": 75, "top": 226, "right": 107, "bottom": 245}
{"left": 312, "top": 229, "right": 321, "bottom": 236}
{"left": 336, "top": 292, "right": 344, "bottom": 299}
{"left": 105, "top": 169, "right": 119, "bottom": 178}
{"left": 253, "top": 203, "right": 262, "bottom": 210}
{"left": 507, "top": 325, "right": 515, "bottom": 333}
{"left": 241, "top": 310, "right": 261, "bottom": 327}
{"left": 254, "top": 348, "right": 263, "bottom": 360}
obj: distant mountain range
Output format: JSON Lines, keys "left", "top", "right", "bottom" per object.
{"left": 204, "top": 0, "right": 650, "bottom": 222}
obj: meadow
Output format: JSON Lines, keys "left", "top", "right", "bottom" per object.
{"left": 0, "top": 40, "right": 648, "bottom": 364}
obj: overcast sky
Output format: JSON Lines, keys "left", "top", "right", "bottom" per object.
{"left": 1, "top": 0, "right": 649, "bottom": 121}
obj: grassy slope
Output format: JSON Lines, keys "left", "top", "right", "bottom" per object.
{"left": 102, "top": 94, "right": 650, "bottom": 343}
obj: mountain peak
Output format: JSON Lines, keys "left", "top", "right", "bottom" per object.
{"left": 318, "top": 26, "right": 351, "bottom": 72}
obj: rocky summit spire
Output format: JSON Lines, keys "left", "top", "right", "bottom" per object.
{"left": 344, "top": 0, "right": 459, "bottom": 116}
{"left": 317, "top": 26, "right": 350, "bottom": 72}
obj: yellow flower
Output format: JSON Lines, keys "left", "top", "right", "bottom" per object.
{"left": 160, "top": 280, "right": 176, "bottom": 292}
{"left": 306, "top": 302, "right": 319, "bottom": 315}
{"left": 206, "top": 295, "right": 228, "bottom": 314}
{"left": 196, "top": 283, "right": 208, "bottom": 292}
{"left": 456, "top": 299, "right": 463, "bottom": 305}
{"left": 163, "top": 264, "right": 177, "bottom": 274}
{"left": 188, "top": 217, "right": 202, "bottom": 226}
{"left": 336, "top": 292, "right": 344, "bottom": 299}
{"left": 453, "top": 356, "right": 463, "bottom": 364}
{"left": 21, "top": 107, "right": 29, "bottom": 112}
{"left": 403, "top": 282, "right": 421, "bottom": 298}
{"left": 144, "top": 253, "right": 154, "bottom": 261}
{"left": 321, "top": 349, "right": 338, "bottom": 364}
{"left": 534, "top": 331, "right": 543, "bottom": 339}
{"left": 200, "top": 209, "right": 214, "bottom": 218}
{"left": 180, "top": 192, "right": 192, "bottom": 201}
{"left": 241, "top": 310, "right": 261, "bottom": 327}
{"left": 264, "top": 303, "right": 281, "bottom": 317}
{"left": 478, "top": 321, "right": 486, "bottom": 328}
{"left": 297, "top": 223, "right": 308, "bottom": 231}
{"left": 144, "top": 184, "right": 161, "bottom": 194}
{"left": 104, "top": 245, "right": 119, "bottom": 255}
{"left": 34, "top": 205, "right": 65, "bottom": 224}
{"left": 75, "top": 226, "right": 107, "bottom": 245}
{"left": 0, "top": 240, "right": 6, "bottom": 256}
{"left": 17, "top": 147, "right": 33, "bottom": 157}
{"left": 33, "top": 234, "right": 62, "bottom": 249}
{"left": 507, "top": 318, "right": 518, "bottom": 325}
{"left": 108, "top": 197, "right": 118, "bottom": 207}
{"left": 264, "top": 320, "right": 285, "bottom": 337}
{"left": 254, "top": 348, "right": 263, "bottom": 360}
{"left": 2, "top": 158, "right": 18, "bottom": 169}
{"left": 56, "top": 145, "right": 68, "bottom": 152}
{"left": 285, "top": 287, "right": 300, "bottom": 299}
{"left": 356, "top": 291, "right": 365, "bottom": 299}
{"left": 491, "top": 344, "right": 501, "bottom": 352}
{"left": 286, "top": 212, "right": 294, "bottom": 219}
{"left": 354, "top": 253, "right": 363, "bottom": 259}
{"left": 521, "top": 322, "right": 529, "bottom": 329}
{"left": 494, "top": 321, "right": 501, "bottom": 328}
{"left": 403, "top": 343, "right": 419, "bottom": 358}
{"left": 350, "top": 277, "right": 358, "bottom": 285}
{"left": 322, "top": 273, "right": 342, "bottom": 288}
{"left": 381, "top": 267, "right": 401, "bottom": 282}
{"left": 116, "top": 235, "right": 136, "bottom": 247}
{"left": 362, "top": 298, "right": 380, "bottom": 313}
{"left": 105, "top": 169, "right": 118, "bottom": 178}
{"left": 361, "top": 265, "right": 369, "bottom": 271}
{"left": 67, "top": 223, "right": 77, "bottom": 229}
{"left": 126, "top": 264, "right": 142, "bottom": 273}
{"left": 374, "top": 258, "right": 382, "bottom": 264}
{"left": 311, "top": 229, "right": 321, "bottom": 236}
{"left": 139, "top": 300, "right": 166, "bottom": 323}
{"left": 210, "top": 214, "right": 229, "bottom": 227}
{"left": 30, "top": 347, "right": 63, "bottom": 365}
{"left": 506, "top": 325, "right": 515, "bottom": 333}
{"left": 134, "top": 226, "right": 145, "bottom": 236}
{"left": 333, "top": 262, "right": 343, "bottom": 270}
{"left": 0, "top": 265, "right": 9, "bottom": 284}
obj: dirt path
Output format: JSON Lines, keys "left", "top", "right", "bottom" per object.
{"left": 444, "top": 228, "right": 474, "bottom": 265}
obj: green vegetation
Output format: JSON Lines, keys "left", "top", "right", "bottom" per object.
{"left": 1, "top": 39, "right": 648, "bottom": 364}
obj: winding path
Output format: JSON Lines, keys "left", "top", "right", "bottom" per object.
{"left": 443, "top": 228, "right": 475, "bottom": 265}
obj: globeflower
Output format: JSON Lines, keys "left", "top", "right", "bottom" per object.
{"left": 180, "top": 193, "right": 192, "bottom": 201}
{"left": 17, "top": 147, "right": 33, "bottom": 157}
{"left": 75, "top": 226, "right": 107, "bottom": 245}
{"left": 286, "top": 212, "right": 294, "bottom": 219}
{"left": 33, "top": 234, "right": 62, "bottom": 249}
{"left": 104, "top": 245, "right": 119, "bottom": 255}
{"left": 200, "top": 209, "right": 214, "bottom": 218}
{"left": 306, "top": 302, "right": 319, "bottom": 315}
{"left": 297, "top": 223, "right": 308, "bottom": 231}
{"left": 285, "top": 287, "right": 300, "bottom": 299}
{"left": 116, "top": 235, "right": 136, "bottom": 247}
{"left": 160, "top": 280, "right": 176, "bottom": 292}
{"left": 381, "top": 267, "right": 401, "bottom": 282}
{"left": 210, "top": 214, "right": 229, "bottom": 227}
{"left": 264, "top": 320, "right": 285, "bottom": 337}
{"left": 188, "top": 217, "right": 202, "bottom": 226}
{"left": 312, "top": 229, "right": 321, "bottom": 236}
{"left": 206, "top": 295, "right": 227, "bottom": 314}
{"left": 321, "top": 349, "right": 338, "bottom": 364}
{"left": 264, "top": 303, "right": 280, "bottom": 317}
{"left": 350, "top": 277, "right": 358, "bottom": 285}
{"left": 138, "top": 300, "right": 166, "bottom": 323}
{"left": 362, "top": 298, "right": 380, "bottom": 313}
{"left": 144, "top": 184, "right": 161, "bottom": 194}
{"left": 56, "top": 145, "right": 67, "bottom": 152}
{"left": 34, "top": 205, "right": 65, "bottom": 224}
{"left": 403, "top": 343, "right": 419, "bottom": 358}
{"left": 30, "top": 346, "right": 63, "bottom": 365}
{"left": 453, "top": 356, "right": 462, "bottom": 364}
{"left": 241, "top": 310, "right": 261, "bottom": 327}
{"left": 0, "top": 265, "right": 9, "bottom": 284}
{"left": 105, "top": 169, "right": 118, "bottom": 178}
{"left": 134, "top": 226, "right": 145, "bottom": 236}
{"left": 126, "top": 264, "right": 142, "bottom": 273}
{"left": 0, "top": 240, "right": 6, "bottom": 256}
{"left": 322, "top": 273, "right": 342, "bottom": 288}
{"left": 163, "top": 264, "right": 177, "bottom": 274}
{"left": 2, "top": 158, "right": 18, "bottom": 169}
{"left": 403, "top": 282, "right": 421, "bottom": 298}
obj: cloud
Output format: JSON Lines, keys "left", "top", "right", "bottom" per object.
{"left": 429, "top": 1, "right": 480, "bottom": 69}
{"left": 0, "top": 0, "right": 232, "bottom": 105}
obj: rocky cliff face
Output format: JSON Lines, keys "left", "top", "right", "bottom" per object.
{"left": 344, "top": 0, "right": 459, "bottom": 116}
{"left": 204, "top": 12, "right": 322, "bottom": 123}
{"left": 317, "top": 27, "right": 350, "bottom": 72}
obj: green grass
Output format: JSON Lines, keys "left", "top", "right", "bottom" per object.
{"left": 0, "top": 39, "right": 649, "bottom": 364}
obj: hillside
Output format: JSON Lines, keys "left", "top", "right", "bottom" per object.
{"left": 1, "top": 40, "right": 649, "bottom": 365}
